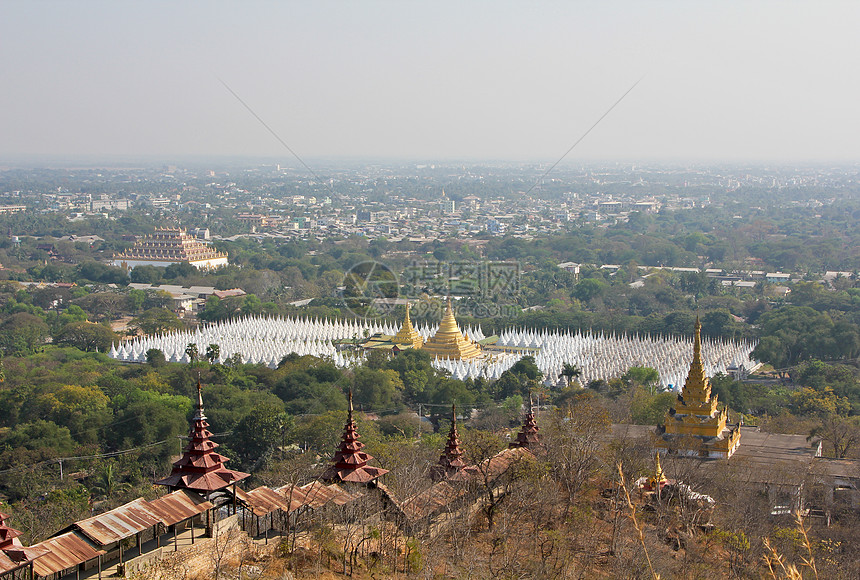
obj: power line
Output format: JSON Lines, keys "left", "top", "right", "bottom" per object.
{"left": 0, "top": 439, "right": 171, "bottom": 476}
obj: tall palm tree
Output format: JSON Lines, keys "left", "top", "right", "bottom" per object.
{"left": 559, "top": 362, "right": 582, "bottom": 385}
{"left": 89, "top": 463, "right": 132, "bottom": 500}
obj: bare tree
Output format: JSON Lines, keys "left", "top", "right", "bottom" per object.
{"left": 543, "top": 400, "right": 610, "bottom": 516}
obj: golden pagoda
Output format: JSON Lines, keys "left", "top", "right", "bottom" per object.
{"left": 421, "top": 299, "right": 482, "bottom": 360}
{"left": 656, "top": 316, "right": 741, "bottom": 459}
{"left": 392, "top": 303, "right": 424, "bottom": 349}
{"left": 644, "top": 451, "right": 669, "bottom": 491}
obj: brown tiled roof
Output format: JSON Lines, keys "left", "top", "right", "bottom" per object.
{"left": 452, "top": 447, "right": 534, "bottom": 482}
{"left": 274, "top": 482, "right": 360, "bottom": 510}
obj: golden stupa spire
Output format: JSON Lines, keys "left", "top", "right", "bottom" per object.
{"left": 393, "top": 303, "right": 423, "bottom": 348}
{"left": 438, "top": 298, "right": 459, "bottom": 334}
{"left": 656, "top": 313, "right": 741, "bottom": 459}
{"left": 421, "top": 298, "right": 482, "bottom": 360}
{"left": 654, "top": 451, "right": 666, "bottom": 484}
{"left": 681, "top": 315, "right": 711, "bottom": 404}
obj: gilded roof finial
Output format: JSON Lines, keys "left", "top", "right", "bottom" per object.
{"left": 193, "top": 377, "right": 206, "bottom": 420}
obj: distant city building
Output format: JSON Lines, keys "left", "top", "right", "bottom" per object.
{"left": 90, "top": 198, "right": 130, "bottom": 212}
{"left": 111, "top": 228, "right": 228, "bottom": 270}
{"left": 189, "top": 227, "right": 210, "bottom": 240}
{"left": 765, "top": 272, "right": 792, "bottom": 284}
{"left": 0, "top": 205, "right": 26, "bottom": 214}
{"left": 557, "top": 262, "right": 581, "bottom": 280}
{"left": 440, "top": 199, "right": 456, "bottom": 215}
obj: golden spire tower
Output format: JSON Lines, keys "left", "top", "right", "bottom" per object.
{"left": 656, "top": 316, "right": 741, "bottom": 458}
{"left": 421, "top": 299, "right": 482, "bottom": 360}
{"left": 392, "top": 303, "right": 424, "bottom": 349}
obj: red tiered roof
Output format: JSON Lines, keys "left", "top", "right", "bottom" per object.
{"left": 435, "top": 404, "right": 466, "bottom": 478}
{"left": 509, "top": 396, "right": 542, "bottom": 450}
{"left": 156, "top": 381, "right": 249, "bottom": 492}
{"left": 0, "top": 511, "right": 48, "bottom": 575}
{"left": 320, "top": 390, "right": 388, "bottom": 485}
{"left": 0, "top": 512, "right": 22, "bottom": 550}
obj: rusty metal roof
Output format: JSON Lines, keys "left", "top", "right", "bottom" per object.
{"left": 242, "top": 486, "right": 292, "bottom": 517}
{"left": 273, "top": 481, "right": 359, "bottom": 510}
{"left": 73, "top": 497, "right": 162, "bottom": 546}
{"left": 147, "top": 489, "right": 214, "bottom": 527}
{"left": 452, "top": 447, "right": 533, "bottom": 483}
{"left": 31, "top": 532, "right": 105, "bottom": 577}
{"left": 0, "top": 552, "right": 22, "bottom": 575}
{"left": 399, "top": 481, "right": 468, "bottom": 522}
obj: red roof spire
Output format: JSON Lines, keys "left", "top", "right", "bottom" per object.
{"left": 435, "top": 403, "right": 467, "bottom": 478}
{"left": 0, "top": 511, "right": 49, "bottom": 571}
{"left": 0, "top": 512, "right": 22, "bottom": 550}
{"left": 510, "top": 394, "right": 541, "bottom": 450}
{"left": 320, "top": 389, "right": 389, "bottom": 485}
{"left": 155, "top": 380, "right": 249, "bottom": 493}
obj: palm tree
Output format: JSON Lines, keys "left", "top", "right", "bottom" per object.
{"left": 205, "top": 343, "right": 220, "bottom": 365}
{"left": 89, "top": 463, "right": 132, "bottom": 500}
{"left": 559, "top": 362, "right": 582, "bottom": 385}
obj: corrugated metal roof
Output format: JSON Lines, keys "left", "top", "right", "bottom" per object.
{"left": 399, "top": 481, "right": 468, "bottom": 521}
{"left": 31, "top": 532, "right": 105, "bottom": 577}
{"left": 147, "top": 489, "right": 214, "bottom": 527}
{"left": 244, "top": 486, "right": 292, "bottom": 517}
{"left": 0, "top": 552, "right": 22, "bottom": 575}
{"left": 273, "top": 482, "right": 359, "bottom": 511}
{"left": 74, "top": 498, "right": 162, "bottom": 546}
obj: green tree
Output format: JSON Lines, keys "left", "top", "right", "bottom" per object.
{"left": 622, "top": 366, "right": 660, "bottom": 394}
{"left": 130, "top": 308, "right": 183, "bottom": 335}
{"left": 145, "top": 348, "right": 166, "bottom": 367}
{"left": 37, "top": 384, "right": 112, "bottom": 445}
{"left": 205, "top": 343, "right": 221, "bottom": 365}
{"left": 54, "top": 321, "right": 119, "bottom": 352}
{"left": 0, "top": 313, "right": 50, "bottom": 355}
{"left": 809, "top": 415, "right": 860, "bottom": 459}
{"left": 87, "top": 462, "right": 132, "bottom": 500}
{"left": 231, "top": 403, "right": 292, "bottom": 469}
{"left": 352, "top": 368, "right": 404, "bottom": 410}
{"left": 558, "top": 362, "right": 582, "bottom": 385}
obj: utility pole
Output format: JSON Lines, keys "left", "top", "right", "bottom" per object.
{"left": 417, "top": 403, "right": 423, "bottom": 440}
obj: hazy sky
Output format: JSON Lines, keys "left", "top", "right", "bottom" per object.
{"left": 3, "top": 1, "right": 860, "bottom": 163}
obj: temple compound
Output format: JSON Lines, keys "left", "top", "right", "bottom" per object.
{"left": 111, "top": 228, "right": 228, "bottom": 270}
{"left": 656, "top": 316, "right": 742, "bottom": 459}
{"left": 360, "top": 298, "right": 484, "bottom": 360}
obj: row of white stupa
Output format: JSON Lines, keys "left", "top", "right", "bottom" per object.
{"left": 109, "top": 315, "right": 757, "bottom": 390}
{"left": 433, "top": 329, "right": 757, "bottom": 390}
